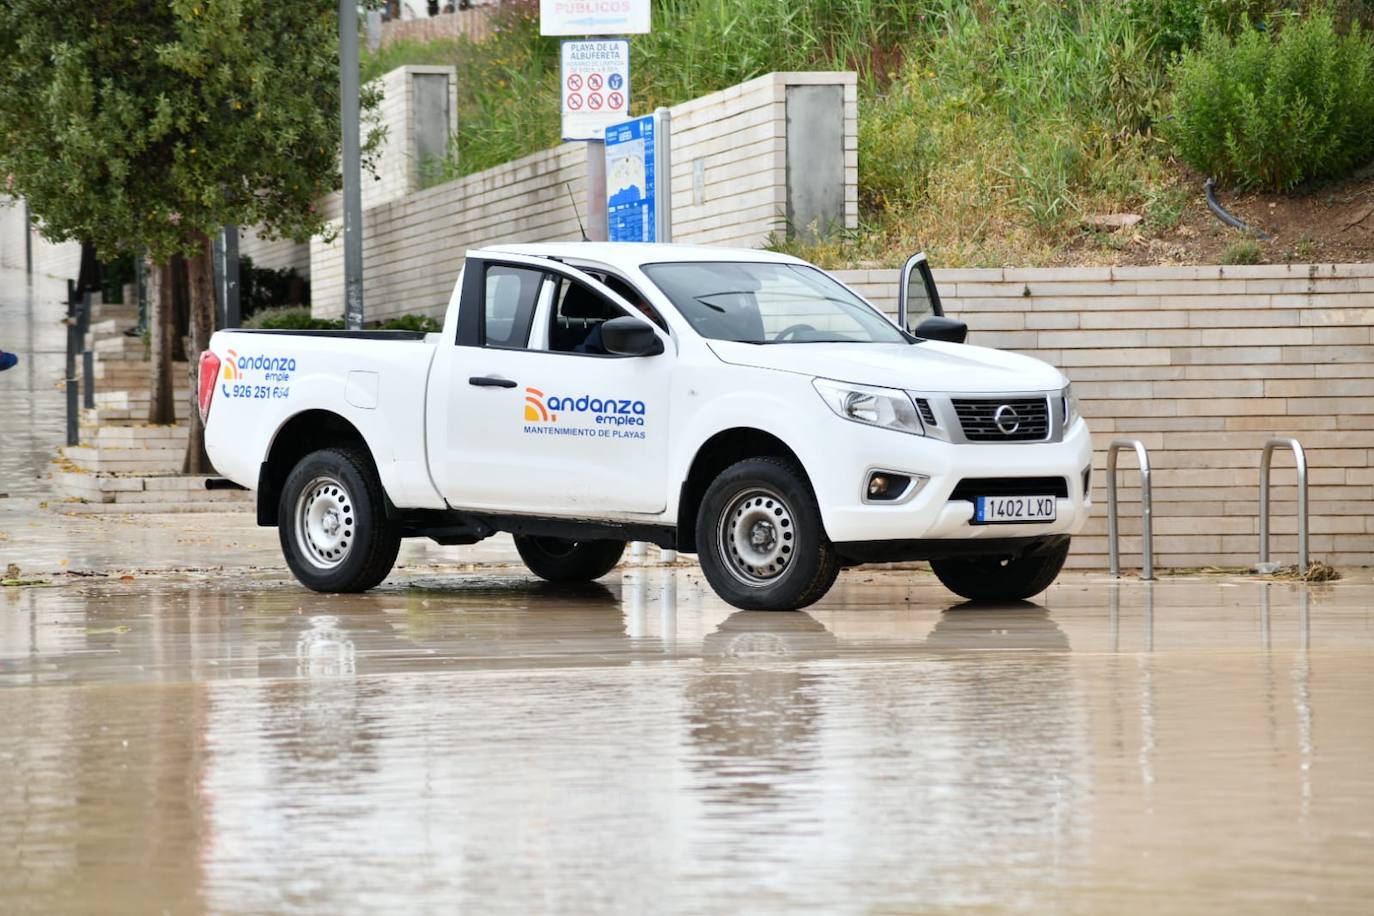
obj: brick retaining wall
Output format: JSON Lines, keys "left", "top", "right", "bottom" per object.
{"left": 310, "top": 72, "right": 858, "bottom": 322}
{"left": 834, "top": 262, "right": 1374, "bottom": 571}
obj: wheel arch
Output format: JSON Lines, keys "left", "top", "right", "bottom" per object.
{"left": 257, "top": 410, "right": 380, "bottom": 526}
{"left": 676, "top": 427, "right": 814, "bottom": 554}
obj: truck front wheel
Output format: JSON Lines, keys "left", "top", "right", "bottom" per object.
{"left": 930, "top": 538, "right": 1071, "bottom": 603}
{"left": 696, "top": 458, "right": 840, "bottom": 611}
{"left": 514, "top": 536, "right": 626, "bottom": 583}
{"left": 279, "top": 447, "right": 401, "bottom": 593}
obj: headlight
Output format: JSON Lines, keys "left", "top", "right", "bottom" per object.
{"left": 813, "top": 379, "right": 925, "bottom": 436}
{"left": 1062, "top": 383, "right": 1081, "bottom": 427}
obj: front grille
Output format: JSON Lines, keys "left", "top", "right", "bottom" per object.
{"left": 914, "top": 397, "right": 937, "bottom": 426}
{"left": 949, "top": 477, "right": 1069, "bottom": 501}
{"left": 952, "top": 397, "right": 1049, "bottom": 441}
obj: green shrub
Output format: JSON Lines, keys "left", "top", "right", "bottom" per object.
{"left": 240, "top": 256, "right": 309, "bottom": 317}
{"left": 860, "top": 0, "right": 1173, "bottom": 244}
{"left": 378, "top": 314, "right": 441, "bottom": 333}
{"left": 243, "top": 306, "right": 344, "bottom": 331}
{"left": 1165, "top": 11, "right": 1374, "bottom": 191}
{"left": 1222, "top": 237, "right": 1263, "bottom": 263}
{"left": 241, "top": 307, "right": 440, "bottom": 333}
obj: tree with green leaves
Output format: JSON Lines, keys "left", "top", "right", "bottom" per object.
{"left": 0, "top": 0, "right": 380, "bottom": 471}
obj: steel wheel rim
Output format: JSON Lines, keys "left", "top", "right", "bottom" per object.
{"left": 295, "top": 475, "right": 355, "bottom": 570}
{"left": 717, "top": 486, "right": 795, "bottom": 587}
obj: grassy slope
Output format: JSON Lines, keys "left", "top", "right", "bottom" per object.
{"left": 365, "top": 0, "right": 1373, "bottom": 267}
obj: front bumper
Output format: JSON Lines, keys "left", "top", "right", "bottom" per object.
{"left": 806, "top": 417, "right": 1094, "bottom": 545}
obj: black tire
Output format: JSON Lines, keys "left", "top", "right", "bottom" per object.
{"left": 278, "top": 446, "right": 401, "bottom": 593}
{"left": 695, "top": 457, "right": 840, "bottom": 611}
{"left": 929, "top": 538, "right": 1071, "bottom": 603}
{"left": 514, "top": 536, "right": 625, "bottom": 583}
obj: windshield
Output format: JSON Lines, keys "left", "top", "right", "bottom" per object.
{"left": 641, "top": 261, "right": 908, "bottom": 344}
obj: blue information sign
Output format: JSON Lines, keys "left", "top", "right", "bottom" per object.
{"left": 605, "top": 114, "right": 656, "bottom": 243}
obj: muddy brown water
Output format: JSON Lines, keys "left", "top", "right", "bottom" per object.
{"left": 2, "top": 569, "right": 1371, "bottom": 914}
{"left": 3, "top": 267, "right": 1371, "bottom": 912}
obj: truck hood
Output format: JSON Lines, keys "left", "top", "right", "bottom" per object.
{"left": 706, "top": 340, "right": 1067, "bottom": 393}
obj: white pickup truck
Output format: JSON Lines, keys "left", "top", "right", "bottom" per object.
{"left": 200, "top": 244, "right": 1092, "bottom": 611}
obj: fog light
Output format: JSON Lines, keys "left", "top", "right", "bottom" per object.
{"left": 865, "top": 471, "right": 913, "bottom": 502}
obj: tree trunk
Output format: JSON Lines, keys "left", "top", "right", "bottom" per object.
{"left": 146, "top": 256, "right": 176, "bottom": 425}
{"left": 183, "top": 233, "right": 216, "bottom": 475}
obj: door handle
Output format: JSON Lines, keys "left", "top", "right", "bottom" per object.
{"left": 469, "top": 375, "right": 517, "bottom": 389}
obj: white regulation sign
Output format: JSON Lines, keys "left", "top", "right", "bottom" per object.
{"left": 541, "top": 0, "right": 650, "bottom": 36}
{"left": 561, "top": 39, "right": 630, "bottom": 141}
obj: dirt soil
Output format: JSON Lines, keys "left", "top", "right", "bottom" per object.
{"left": 1058, "top": 166, "right": 1374, "bottom": 266}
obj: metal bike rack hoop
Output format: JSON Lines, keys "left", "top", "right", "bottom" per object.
{"left": 1259, "top": 437, "right": 1308, "bottom": 571}
{"left": 1107, "top": 438, "right": 1153, "bottom": 581}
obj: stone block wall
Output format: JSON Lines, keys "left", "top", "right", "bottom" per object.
{"left": 833, "top": 262, "right": 1374, "bottom": 571}
{"left": 310, "top": 71, "right": 859, "bottom": 322}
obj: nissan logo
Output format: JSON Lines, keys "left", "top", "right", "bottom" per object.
{"left": 993, "top": 404, "right": 1021, "bottom": 435}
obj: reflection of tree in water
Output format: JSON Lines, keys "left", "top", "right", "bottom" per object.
{"left": 686, "top": 612, "right": 838, "bottom": 815}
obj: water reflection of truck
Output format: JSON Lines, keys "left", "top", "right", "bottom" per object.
{"left": 200, "top": 245, "right": 1092, "bottom": 611}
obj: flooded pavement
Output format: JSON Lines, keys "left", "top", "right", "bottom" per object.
{"left": 2, "top": 568, "right": 1371, "bottom": 914}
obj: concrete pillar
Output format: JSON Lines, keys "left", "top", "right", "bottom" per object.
{"left": 784, "top": 84, "right": 845, "bottom": 242}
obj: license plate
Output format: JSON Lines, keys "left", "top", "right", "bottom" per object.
{"left": 974, "top": 495, "right": 1057, "bottom": 524}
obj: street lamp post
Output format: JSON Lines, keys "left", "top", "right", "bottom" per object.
{"left": 340, "top": 0, "right": 364, "bottom": 330}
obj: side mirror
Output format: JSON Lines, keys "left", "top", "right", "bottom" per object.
{"left": 914, "top": 316, "right": 968, "bottom": 345}
{"left": 601, "top": 316, "right": 664, "bottom": 356}
{"left": 897, "top": 252, "right": 946, "bottom": 336}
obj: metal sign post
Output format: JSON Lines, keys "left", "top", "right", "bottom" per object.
{"left": 562, "top": 39, "right": 629, "bottom": 243}
{"left": 221, "top": 225, "right": 241, "bottom": 328}
{"left": 340, "top": 0, "right": 365, "bottom": 329}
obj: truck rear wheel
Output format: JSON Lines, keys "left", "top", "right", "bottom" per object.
{"left": 279, "top": 447, "right": 401, "bottom": 593}
{"left": 514, "top": 536, "right": 625, "bottom": 583}
{"left": 696, "top": 458, "right": 840, "bottom": 611}
{"left": 930, "top": 538, "right": 1071, "bottom": 603}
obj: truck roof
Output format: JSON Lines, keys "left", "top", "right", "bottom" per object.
{"left": 472, "top": 242, "right": 808, "bottom": 271}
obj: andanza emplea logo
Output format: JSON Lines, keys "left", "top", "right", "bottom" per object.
{"left": 220, "top": 348, "right": 297, "bottom": 402}
{"left": 523, "top": 386, "right": 647, "bottom": 427}
{"left": 221, "top": 349, "right": 241, "bottom": 381}
{"left": 525, "top": 387, "right": 556, "bottom": 422}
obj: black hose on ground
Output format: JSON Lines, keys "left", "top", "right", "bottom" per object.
{"left": 1204, "top": 177, "right": 1273, "bottom": 241}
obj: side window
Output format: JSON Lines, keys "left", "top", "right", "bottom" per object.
{"left": 586, "top": 271, "right": 670, "bottom": 332}
{"left": 482, "top": 265, "right": 543, "bottom": 349}
{"left": 546, "top": 278, "right": 631, "bottom": 355}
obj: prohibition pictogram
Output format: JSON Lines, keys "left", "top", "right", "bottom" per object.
{"left": 587, "top": 92, "right": 604, "bottom": 110}
{"left": 567, "top": 93, "right": 584, "bottom": 110}
{"left": 607, "top": 91, "right": 624, "bottom": 110}
{"left": 587, "top": 73, "right": 604, "bottom": 91}
{"left": 566, "top": 73, "right": 583, "bottom": 92}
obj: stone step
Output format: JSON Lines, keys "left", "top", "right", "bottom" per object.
{"left": 92, "top": 388, "right": 189, "bottom": 409}
{"left": 87, "top": 317, "right": 139, "bottom": 344}
{"left": 91, "top": 425, "right": 189, "bottom": 449}
{"left": 55, "top": 499, "right": 252, "bottom": 515}
{"left": 113, "top": 488, "right": 250, "bottom": 505}
{"left": 90, "top": 302, "right": 136, "bottom": 322}
{"left": 93, "top": 335, "right": 147, "bottom": 358}
{"left": 61, "top": 444, "right": 186, "bottom": 474}
{"left": 50, "top": 470, "right": 252, "bottom": 507}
